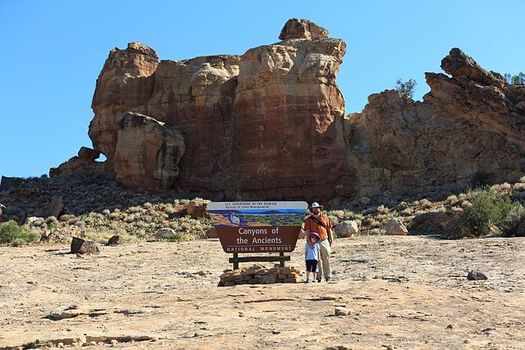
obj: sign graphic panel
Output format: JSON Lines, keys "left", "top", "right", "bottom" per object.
{"left": 207, "top": 201, "right": 308, "bottom": 253}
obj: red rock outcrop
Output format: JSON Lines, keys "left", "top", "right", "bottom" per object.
{"left": 49, "top": 147, "right": 107, "bottom": 177}
{"left": 85, "top": 18, "right": 353, "bottom": 200}
{"left": 53, "top": 20, "right": 525, "bottom": 202}
{"left": 278, "top": 18, "right": 329, "bottom": 40}
{"left": 232, "top": 30, "right": 352, "bottom": 199}
{"left": 113, "top": 112, "right": 185, "bottom": 191}
{"left": 346, "top": 48, "right": 525, "bottom": 200}
{"left": 89, "top": 42, "right": 160, "bottom": 167}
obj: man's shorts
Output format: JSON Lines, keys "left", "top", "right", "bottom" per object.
{"left": 306, "top": 259, "right": 318, "bottom": 272}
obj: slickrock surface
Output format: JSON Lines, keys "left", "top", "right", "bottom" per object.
{"left": 1, "top": 236, "right": 523, "bottom": 349}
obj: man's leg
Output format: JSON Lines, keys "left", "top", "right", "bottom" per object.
{"left": 317, "top": 256, "right": 323, "bottom": 281}
{"left": 319, "top": 240, "right": 332, "bottom": 281}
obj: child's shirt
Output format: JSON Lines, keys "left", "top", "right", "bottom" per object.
{"left": 304, "top": 242, "right": 320, "bottom": 261}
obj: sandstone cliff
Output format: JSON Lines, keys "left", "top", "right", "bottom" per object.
{"left": 347, "top": 48, "right": 525, "bottom": 200}
{"left": 80, "top": 18, "right": 353, "bottom": 200}
{"left": 52, "top": 19, "right": 525, "bottom": 202}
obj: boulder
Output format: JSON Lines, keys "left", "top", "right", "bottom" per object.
{"left": 37, "top": 196, "right": 64, "bottom": 218}
{"left": 50, "top": 147, "right": 107, "bottom": 177}
{"left": 0, "top": 203, "right": 5, "bottom": 222}
{"left": 278, "top": 18, "right": 329, "bottom": 40}
{"left": 467, "top": 270, "right": 488, "bottom": 280}
{"left": 186, "top": 198, "right": 211, "bottom": 219}
{"left": 106, "top": 235, "right": 121, "bottom": 246}
{"left": 113, "top": 112, "right": 186, "bottom": 191}
{"left": 154, "top": 228, "right": 176, "bottom": 240}
{"left": 408, "top": 212, "right": 454, "bottom": 236}
{"left": 71, "top": 237, "right": 100, "bottom": 255}
{"left": 334, "top": 220, "right": 359, "bottom": 237}
{"left": 384, "top": 218, "right": 409, "bottom": 236}
{"left": 206, "top": 227, "right": 218, "bottom": 238}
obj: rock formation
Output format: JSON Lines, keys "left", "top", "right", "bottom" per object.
{"left": 113, "top": 112, "right": 185, "bottom": 191}
{"left": 346, "top": 48, "right": 525, "bottom": 200}
{"left": 83, "top": 18, "right": 352, "bottom": 200}
{"left": 50, "top": 147, "right": 107, "bottom": 177}
{"left": 51, "top": 19, "right": 525, "bottom": 202}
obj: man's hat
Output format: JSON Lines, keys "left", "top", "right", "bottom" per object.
{"left": 310, "top": 202, "right": 323, "bottom": 209}
{"left": 308, "top": 231, "right": 321, "bottom": 242}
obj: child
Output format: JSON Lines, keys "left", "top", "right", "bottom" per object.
{"left": 304, "top": 232, "right": 321, "bottom": 283}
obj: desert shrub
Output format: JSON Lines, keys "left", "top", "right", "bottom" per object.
{"left": 327, "top": 210, "right": 346, "bottom": 219}
{"left": 0, "top": 221, "right": 40, "bottom": 245}
{"left": 166, "top": 231, "right": 194, "bottom": 242}
{"left": 471, "top": 171, "right": 494, "bottom": 189}
{"left": 396, "top": 201, "right": 411, "bottom": 211}
{"left": 500, "top": 204, "right": 525, "bottom": 237}
{"left": 445, "top": 189, "right": 519, "bottom": 239}
{"left": 504, "top": 72, "right": 525, "bottom": 85}
{"left": 46, "top": 216, "right": 59, "bottom": 229}
{"left": 395, "top": 78, "right": 417, "bottom": 99}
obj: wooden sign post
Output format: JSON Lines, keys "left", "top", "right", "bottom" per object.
{"left": 207, "top": 201, "right": 308, "bottom": 270}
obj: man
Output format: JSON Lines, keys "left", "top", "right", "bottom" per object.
{"left": 303, "top": 202, "right": 333, "bottom": 282}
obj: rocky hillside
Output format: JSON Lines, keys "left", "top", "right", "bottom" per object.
{"left": 347, "top": 48, "right": 525, "bottom": 201}
{"left": 0, "top": 172, "right": 212, "bottom": 242}
{"left": 2, "top": 167, "right": 525, "bottom": 245}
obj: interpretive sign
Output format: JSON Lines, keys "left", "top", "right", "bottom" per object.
{"left": 207, "top": 201, "right": 308, "bottom": 253}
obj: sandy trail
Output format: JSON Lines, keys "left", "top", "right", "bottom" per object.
{"left": 1, "top": 236, "right": 524, "bottom": 349}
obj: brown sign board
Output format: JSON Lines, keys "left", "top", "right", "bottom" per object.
{"left": 207, "top": 201, "right": 308, "bottom": 253}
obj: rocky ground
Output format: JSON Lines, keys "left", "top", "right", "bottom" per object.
{"left": 1, "top": 235, "right": 524, "bottom": 349}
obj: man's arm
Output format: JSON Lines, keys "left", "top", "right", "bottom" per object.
{"left": 302, "top": 218, "right": 311, "bottom": 240}
{"left": 325, "top": 216, "right": 333, "bottom": 246}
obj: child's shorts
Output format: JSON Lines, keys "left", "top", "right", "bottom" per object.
{"left": 306, "top": 259, "right": 318, "bottom": 272}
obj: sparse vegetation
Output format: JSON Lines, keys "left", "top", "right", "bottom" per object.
{"left": 0, "top": 220, "right": 40, "bottom": 245}
{"left": 500, "top": 205, "right": 525, "bottom": 237}
{"left": 504, "top": 72, "right": 525, "bottom": 85}
{"left": 395, "top": 78, "right": 417, "bottom": 99}
{"left": 471, "top": 171, "right": 494, "bottom": 189}
{"left": 445, "top": 189, "right": 521, "bottom": 239}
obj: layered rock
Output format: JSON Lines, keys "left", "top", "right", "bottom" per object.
{"left": 113, "top": 112, "right": 185, "bottom": 191}
{"left": 278, "top": 18, "right": 329, "bottom": 40}
{"left": 54, "top": 20, "right": 525, "bottom": 202}
{"left": 89, "top": 42, "right": 160, "bottom": 166}
{"left": 50, "top": 147, "right": 107, "bottom": 177}
{"left": 85, "top": 18, "right": 353, "bottom": 200}
{"left": 346, "top": 48, "right": 525, "bottom": 199}
{"left": 232, "top": 23, "right": 352, "bottom": 199}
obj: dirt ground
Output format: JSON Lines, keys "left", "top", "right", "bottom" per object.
{"left": 1, "top": 235, "right": 524, "bottom": 349}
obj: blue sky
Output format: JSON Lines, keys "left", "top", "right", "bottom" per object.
{"left": 1, "top": 0, "right": 524, "bottom": 177}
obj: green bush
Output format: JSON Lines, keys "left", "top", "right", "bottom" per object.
{"left": 0, "top": 221, "right": 40, "bottom": 245}
{"left": 500, "top": 205, "right": 525, "bottom": 237}
{"left": 470, "top": 171, "right": 494, "bottom": 189}
{"left": 504, "top": 72, "right": 525, "bottom": 85}
{"left": 395, "top": 78, "right": 417, "bottom": 99}
{"left": 445, "top": 189, "right": 519, "bottom": 239}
